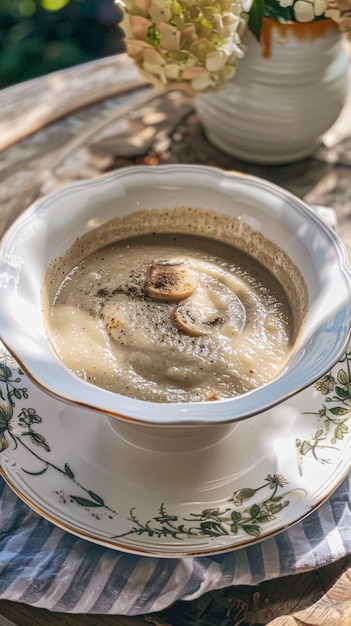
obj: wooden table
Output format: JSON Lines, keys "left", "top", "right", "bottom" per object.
{"left": 0, "top": 52, "right": 351, "bottom": 626}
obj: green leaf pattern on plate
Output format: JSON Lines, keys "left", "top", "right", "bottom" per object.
{"left": 1, "top": 346, "right": 350, "bottom": 541}
{"left": 296, "top": 349, "right": 351, "bottom": 475}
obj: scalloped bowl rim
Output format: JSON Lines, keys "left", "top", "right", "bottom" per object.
{"left": 0, "top": 164, "right": 351, "bottom": 426}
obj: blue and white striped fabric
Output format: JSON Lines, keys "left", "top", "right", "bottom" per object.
{"left": 0, "top": 474, "right": 350, "bottom": 615}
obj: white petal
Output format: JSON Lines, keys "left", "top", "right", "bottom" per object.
{"left": 143, "top": 47, "right": 165, "bottom": 64}
{"left": 158, "top": 22, "right": 180, "bottom": 50}
{"left": 134, "top": 0, "right": 150, "bottom": 12}
{"left": 293, "top": 0, "right": 315, "bottom": 21}
{"left": 205, "top": 50, "right": 227, "bottom": 71}
{"left": 149, "top": 4, "right": 172, "bottom": 22}
{"left": 143, "top": 60, "right": 164, "bottom": 75}
{"left": 241, "top": 0, "right": 253, "bottom": 11}
{"left": 191, "top": 74, "right": 215, "bottom": 90}
{"left": 314, "top": 0, "right": 327, "bottom": 14}
{"left": 164, "top": 63, "right": 183, "bottom": 80}
{"left": 324, "top": 8, "right": 341, "bottom": 18}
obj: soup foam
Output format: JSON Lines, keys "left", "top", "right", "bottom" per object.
{"left": 43, "top": 206, "right": 308, "bottom": 403}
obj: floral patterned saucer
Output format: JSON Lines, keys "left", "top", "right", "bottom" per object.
{"left": 1, "top": 340, "right": 351, "bottom": 558}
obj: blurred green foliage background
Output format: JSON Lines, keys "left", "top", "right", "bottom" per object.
{"left": 0, "top": 0, "right": 125, "bottom": 88}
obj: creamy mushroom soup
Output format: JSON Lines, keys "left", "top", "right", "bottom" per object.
{"left": 44, "top": 207, "right": 308, "bottom": 403}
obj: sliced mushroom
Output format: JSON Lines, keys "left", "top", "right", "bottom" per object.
{"left": 173, "top": 303, "right": 224, "bottom": 336}
{"left": 145, "top": 259, "right": 199, "bottom": 300}
{"left": 152, "top": 259, "right": 184, "bottom": 266}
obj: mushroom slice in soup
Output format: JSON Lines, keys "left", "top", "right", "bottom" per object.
{"left": 173, "top": 266, "right": 247, "bottom": 337}
{"left": 144, "top": 259, "right": 199, "bottom": 300}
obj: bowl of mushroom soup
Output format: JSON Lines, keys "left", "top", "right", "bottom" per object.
{"left": 0, "top": 164, "right": 350, "bottom": 447}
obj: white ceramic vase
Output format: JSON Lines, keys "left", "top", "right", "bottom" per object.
{"left": 195, "top": 19, "right": 350, "bottom": 164}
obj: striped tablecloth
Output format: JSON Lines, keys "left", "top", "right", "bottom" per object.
{"left": 0, "top": 474, "right": 350, "bottom": 615}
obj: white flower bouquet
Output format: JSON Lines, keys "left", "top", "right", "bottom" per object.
{"left": 121, "top": 0, "right": 351, "bottom": 93}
